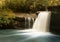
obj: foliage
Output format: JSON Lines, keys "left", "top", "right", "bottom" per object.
{"left": 0, "top": 0, "right": 60, "bottom": 12}
{"left": 6, "top": 0, "right": 46, "bottom": 12}
{"left": 0, "top": 0, "right": 6, "bottom": 9}
{"left": 0, "top": 9, "right": 15, "bottom": 27}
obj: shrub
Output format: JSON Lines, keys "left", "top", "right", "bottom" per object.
{"left": 0, "top": 9, "right": 15, "bottom": 29}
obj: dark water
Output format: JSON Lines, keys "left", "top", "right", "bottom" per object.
{"left": 0, "top": 30, "right": 60, "bottom": 42}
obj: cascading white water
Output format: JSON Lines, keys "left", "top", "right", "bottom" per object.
{"left": 32, "top": 11, "right": 51, "bottom": 32}
{"left": 16, "top": 11, "right": 53, "bottom": 41}
{"left": 28, "top": 17, "right": 31, "bottom": 28}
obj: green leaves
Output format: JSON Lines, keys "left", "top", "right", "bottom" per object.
{"left": 0, "top": 9, "right": 15, "bottom": 27}
{"left": 1, "top": 0, "right": 60, "bottom": 12}
{"left": 39, "top": 0, "right": 60, "bottom": 6}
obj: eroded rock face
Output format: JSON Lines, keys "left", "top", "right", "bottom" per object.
{"left": 48, "top": 6, "right": 60, "bottom": 35}
{"left": 50, "top": 12, "right": 60, "bottom": 35}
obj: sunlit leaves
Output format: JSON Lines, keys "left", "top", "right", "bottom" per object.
{"left": 0, "top": 0, "right": 6, "bottom": 8}
{"left": 0, "top": 9, "right": 15, "bottom": 25}
{"left": 47, "top": 0, "right": 60, "bottom": 6}
{"left": 0, "top": 0, "right": 60, "bottom": 12}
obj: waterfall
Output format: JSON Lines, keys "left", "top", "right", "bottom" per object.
{"left": 20, "top": 11, "right": 53, "bottom": 37}
{"left": 32, "top": 11, "right": 51, "bottom": 32}
{"left": 28, "top": 17, "right": 31, "bottom": 28}
{"left": 25, "top": 14, "right": 31, "bottom": 28}
{"left": 17, "top": 11, "right": 53, "bottom": 39}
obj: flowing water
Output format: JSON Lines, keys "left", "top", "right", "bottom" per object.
{"left": 0, "top": 11, "right": 60, "bottom": 42}
{"left": 23, "top": 11, "right": 52, "bottom": 36}
{"left": 28, "top": 17, "right": 31, "bottom": 28}
{"left": 32, "top": 11, "right": 51, "bottom": 32}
